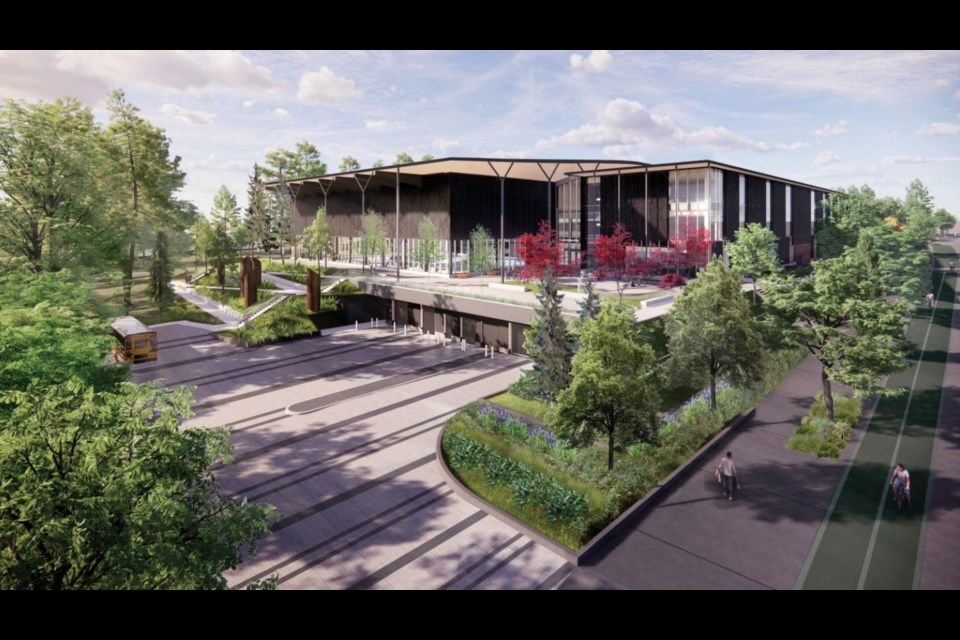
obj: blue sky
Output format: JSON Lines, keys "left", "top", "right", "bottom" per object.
{"left": 3, "top": 50, "right": 959, "bottom": 213}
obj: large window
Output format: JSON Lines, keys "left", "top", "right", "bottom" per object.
{"left": 669, "top": 168, "right": 723, "bottom": 243}
{"left": 556, "top": 178, "right": 581, "bottom": 265}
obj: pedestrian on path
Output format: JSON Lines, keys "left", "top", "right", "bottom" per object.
{"left": 926, "top": 292, "right": 935, "bottom": 309}
{"left": 890, "top": 463, "right": 912, "bottom": 511}
{"left": 716, "top": 451, "right": 739, "bottom": 501}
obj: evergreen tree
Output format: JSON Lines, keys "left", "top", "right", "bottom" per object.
{"left": 339, "top": 155, "right": 360, "bottom": 172}
{"left": 523, "top": 267, "right": 574, "bottom": 399}
{"left": 245, "top": 164, "right": 274, "bottom": 255}
{"left": 578, "top": 279, "right": 601, "bottom": 322}
{"left": 263, "top": 140, "right": 326, "bottom": 179}
{"left": 147, "top": 231, "right": 173, "bottom": 310}
{"left": 394, "top": 152, "right": 414, "bottom": 165}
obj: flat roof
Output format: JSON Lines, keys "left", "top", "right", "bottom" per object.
{"left": 272, "top": 156, "right": 831, "bottom": 195}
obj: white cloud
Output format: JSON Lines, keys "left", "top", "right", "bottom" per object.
{"left": 193, "top": 154, "right": 249, "bottom": 171}
{"left": 570, "top": 50, "right": 613, "bottom": 73}
{"left": 297, "top": 67, "right": 362, "bottom": 104}
{"left": 53, "top": 50, "right": 277, "bottom": 92}
{"left": 882, "top": 155, "right": 960, "bottom": 164}
{"left": 365, "top": 119, "right": 405, "bottom": 131}
{"left": 433, "top": 137, "right": 460, "bottom": 150}
{"left": 159, "top": 103, "right": 215, "bottom": 125}
{"left": 813, "top": 119, "right": 847, "bottom": 137}
{"left": 814, "top": 150, "right": 840, "bottom": 166}
{"left": 917, "top": 122, "right": 960, "bottom": 136}
{"left": 806, "top": 163, "right": 881, "bottom": 180}
{"left": 0, "top": 50, "right": 106, "bottom": 101}
{"left": 242, "top": 99, "right": 255, "bottom": 108}
{"left": 273, "top": 108, "right": 290, "bottom": 120}
{"left": 536, "top": 98, "right": 805, "bottom": 153}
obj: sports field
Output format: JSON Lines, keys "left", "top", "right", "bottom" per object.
{"left": 798, "top": 244, "right": 956, "bottom": 589}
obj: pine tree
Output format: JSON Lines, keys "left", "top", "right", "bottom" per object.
{"left": 523, "top": 267, "right": 574, "bottom": 399}
{"left": 578, "top": 279, "right": 601, "bottom": 322}
{"left": 147, "top": 231, "right": 173, "bottom": 310}
{"left": 245, "top": 164, "right": 274, "bottom": 255}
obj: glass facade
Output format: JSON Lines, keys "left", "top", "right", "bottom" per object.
{"left": 668, "top": 168, "right": 724, "bottom": 243}
{"left": 585, "top": 177, "right": 601, "bottom": 263}
{"left": 556, "top": 177, "right": 581, "bottom": 264}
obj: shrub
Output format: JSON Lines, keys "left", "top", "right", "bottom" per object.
{"left": 816, "top": 440, "right": 841, "bottom": 458}
{"left": 627, "top": 442, "right": 652, "bottom": 457}
{"left": 787, "top": 432, "right": 821, "bottom": 455}
{"left": 659, "top": 273, "right": 686, "bottom": 289}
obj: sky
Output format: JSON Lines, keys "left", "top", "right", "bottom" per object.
{"left": 2, "top": 50, "right": 959, "bottom": 214}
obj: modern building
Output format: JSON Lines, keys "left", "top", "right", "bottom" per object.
{"left": 280, "top": 157, "right": 831, "bottom": 273}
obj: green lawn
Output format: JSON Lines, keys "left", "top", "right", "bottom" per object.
{"left": 93, "top": 269, "right": 220, "bottom": 326}
{"left": 487, "top": 391, "right": 553, "bottom": 421}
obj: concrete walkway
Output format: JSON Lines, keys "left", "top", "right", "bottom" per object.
{"left": 261, "top": 272, "right": 307, "bottom": 293}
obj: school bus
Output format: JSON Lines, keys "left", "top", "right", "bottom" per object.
{"left": 111, "top": 316, "right": 158, "bottom": 363}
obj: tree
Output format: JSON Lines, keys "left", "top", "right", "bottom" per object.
{"left": 372, "top": 159, "right": 385, "bottom": 169}
{"left": 469, "top": 225, "right": 495, "bottom": 283}
{"left": 665, "top": 258, "right": 765, "bottom": 410}
{"left": 420, "top": 154, "right": 435, "bottom": 162}
{"left": 339, "top": 155, "right": 361, "bottom": 172}
{"left": 578, "top": 279, "right": 601, "bottom": 322}
{"left": 209, "top": 218, "right": 237, "bottom": 290}
{"left": 104, "top": 90, "right": 187, "bottom": 311}
{"left": 555, "top": 305, "right": 661, "bottom": 470}
{"left": 902, "top": 179, "right": 938, "bottom": 247}
{"left": 728, "top": 222, "right": 780, "bottom": 302}
{"left": 0, "top": 98, "right": 109, "bottom": 271}
{"left": 517, "top": 220, "right": 564, "bottom": 281}
{"left": 0, "top": 268, "right": 122, "bottom": 394}
{"left": 815, "top": 186, "right": 885, "bottom": 259}
{"left": 415, "top": 218, "right": 443, "bottom": 271}
{"left": 394, "top": 152, "right": 414, "bottom": 165}
{"left": 147, "top": 231, "right": 173, "bottom": 310}
{"left": 244, "top": 164, "right": 274, "bottom": 256}
{"left": 360, "top": 209, "right": 388, "bottom": 271}
{"left": 262, "top": 140, "right": 326, "bottom": 179}
{"left": 934, "top": 208, "right": 957, "bottom": 236}
{"left": 593, "top": 223, "right": 631, "bottom": 302}
{"left": 210, "top": 185, "right": 240, "bottom": 233}
{"left": 0, "top": 380, "right": 276, "bottom": 589}
{"left": 191, "top": 218, "right": 213, "bottom": 271}
{"left": 522, "top": 267, "right": 574, "bottom": 399}
{"left": 303, "top": 206, "right": 333, "bottom": 268}
{"left": 762, "top": 237, "right": 910, "bottom": 419}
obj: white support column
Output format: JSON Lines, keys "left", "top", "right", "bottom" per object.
{"left": 765, "top": 181, "right": 771, "bottom": 229}
{"left": 785, "top": 185, "right": 793, "bottom": 261}
{"left": 738, "top": 174, "right": 746, "bottom": 229}
{"left": 810, "top": 190, "right": 816, "bottom": 236}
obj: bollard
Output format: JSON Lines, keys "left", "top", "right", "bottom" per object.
{"left": 370, "top": 318, "right": 374, "bottom": 329}
{"left": 355, "top": 320, "right": 358, "bottom": 332}
{"left": 404, "top": 325, "right": 407, "bottom": 337}
{"left": 393, "top": 322, "right": 396, "bottom": 333}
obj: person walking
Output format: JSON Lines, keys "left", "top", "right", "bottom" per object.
{"left": 926, "top": 292, "right": 935, "bottom": 309}
{"left": 716, "top": 451, "right": 739, "bottom": 501}
{"left": 890, "top": 463, "right": 912, "bottom": 511}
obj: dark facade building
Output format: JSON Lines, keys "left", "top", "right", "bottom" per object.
{"left": 282, "top": 158, "right": 830, "bottom": 272}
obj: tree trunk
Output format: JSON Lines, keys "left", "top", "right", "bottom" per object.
{"left": 123, "top": 242, "right": 135, "bottom": 312}
{"left": 607, "top": 425, "right": 615, "bottom": 471}
{"left": 752, "top": 280, "right": 758, "bottom": 303}
{"left": 710, "top": 374, "right": 718, "bottom": 410}
{"left": 821, "top": 366, "right": 835, "bottom": 421}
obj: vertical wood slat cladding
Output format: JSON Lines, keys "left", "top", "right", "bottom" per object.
{"left": 511, "top": 322, "right": 528, "bottom": 356}
{"left": 770, "top": 182, "right": 786, "bottom": 237}
{"left": 619, "top": 172, "right": 647, "bottom": 243}
{"left": 600, "top": 175, "right": 620, "bottom": 236}
{"left": 777, "top": 237, "right": 791, "bottom": 262}
{"left": 448, "top": 174, "right": 551, "bottom": 241}
{"left": 294, "top": 175, "right": 452, "bottom": 240}
{"left": 791, "top": 186, "right": 812, "bottom": 240}
{"left": 745, "top": 176, "right": 767, "bottom": 225}
{"left": 722, "top": 171, "right": 740, "bottom": 240}
{"left": 482, "top": 318, "right": 509, "bottom": 351}
{"left": 642, "top": 171, "right": 670, "bottom": 245}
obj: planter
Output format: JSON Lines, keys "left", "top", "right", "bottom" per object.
{"left": 484, "top": 270, "right": 498, "bottom": 276}
{"left": 455, "top": 272, "right": 469, "bottom": 279}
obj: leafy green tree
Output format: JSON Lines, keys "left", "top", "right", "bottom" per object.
{"left": 415, "top": 218, "right": 443, "bottom": 271}
{"left": 339, "top": 155, "right": 360, "bottom": 172}
{"left": 902, "top": 179, "right": 938, "bottom": 247}
{"left": 210, "top": 185, "right": 240, "bottom": 233}
{"left": 272, "top": 175, "right": 294, "bottom": 264}
{"left": 263, "top": 140, "right": 326, "bottom": 179}
{"left": 147, "top": 231, "right": 173, "bottom": 310}
{"left": 104, "top": 90, "right": 187, "bottom": 310}
{"left": 859, "top": 223, "right": 929, "bottom": 303}
{"left": 0, "top": 98, "right": 109, "bottom": 271}
{"left": 191, "top": 218, "right": 214, "bottom": 270}
{"left": 420, "top": 154, "right": 435, "bottom": 162}
{"left": 523, "top": 267, "right": 574, "bottom": 399}
{"left": 244, "top": 164, "right": 274, "bottom": 256}
{"left": 728, "top": 222, "right": 780, "bottom": 302}
{"left": 394, "top": 152, "right": 414, "bottom": 165}
{"left": 555, "top": 305, "right": 661, "bottom": 470}
{"left": 360, "top": 209, "right": 388, "bottom": 271}
{"left": 209, "top": 219, "right": 237, "bottom": 290}
{"left": 469, "top": 225, "right": 495, "bottom": 282}
{"left": 578, "top": 279, "right": 601, "bottom": 322}
{"left": 372, "top": 159, "right": 385, "bottom": 169}
{"left": 0, "top": 268, "right": 121, "bottom": 394}
{"left": 303, "top": 206, "right": 333, "bottom": 268}
{"left": 934, "top": 208, "right": 957, "bottom": 237}
{"left": 0, "top": 380, "right": 276, "bottom": 589}
{"left": 763, "top": 237, "right": 910, "bottom": 419}
{"left": 666, "top": 258, "right": 765, "bottom": 410}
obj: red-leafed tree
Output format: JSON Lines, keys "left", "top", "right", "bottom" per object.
{"left": 517, "top": 220, "right": 565, "bottom": 281}
{"left": 669, "top": 227, "right": 714, "bottom": 274}
{"left": 594, "top": 223, "right": 632, "bottom": 302}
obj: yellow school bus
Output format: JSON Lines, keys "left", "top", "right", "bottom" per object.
{"left": 111, "top": 316, "right": 158, "bottom": 363}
